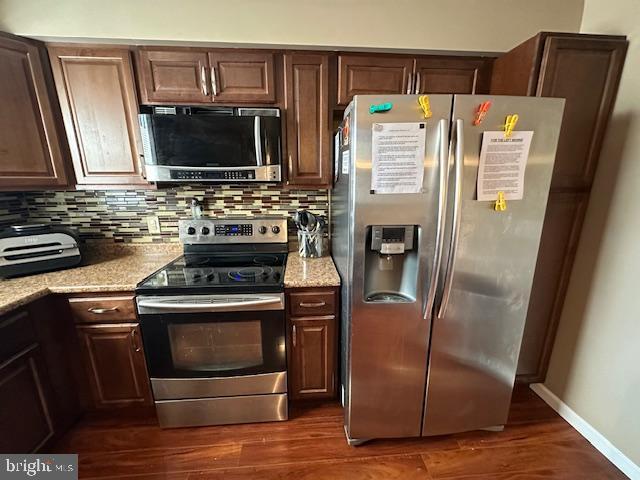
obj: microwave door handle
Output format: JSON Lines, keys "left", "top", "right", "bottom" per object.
{"left": 438, "top": 118, "right": 464, "bottom": 320}
{"left": 423, "top": 118, "right": 449, "bottom": 320}
{"left": 254, "top": 116, "right": 263, "bottom": 166}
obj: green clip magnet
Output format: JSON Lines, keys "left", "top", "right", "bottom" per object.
{"left": 369, "top": 102, "right": 393, "bottom": 114}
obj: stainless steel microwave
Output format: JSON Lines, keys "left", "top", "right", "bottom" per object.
{"left": 138, "top": 106, "right": 282, "bottom": 183}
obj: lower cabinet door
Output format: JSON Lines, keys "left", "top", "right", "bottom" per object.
{"left": 290, "top": 316, "right": 336, "bottom": 400}
{"left": 0, "top": 345, "right": 54, "bottom": 453}
{"left": 76, "top": 323, "right": 152, "bottom": 408}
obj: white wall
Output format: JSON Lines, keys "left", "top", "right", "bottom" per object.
{"left": 0, "top": 0, "right": 584, "bottom": 53}
{"left": 544, "top": 0, "right": 640, "bottom": 468}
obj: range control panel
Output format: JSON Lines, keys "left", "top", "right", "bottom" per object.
{"left": 179, "top": 218, "right": 288, "bottom": 244}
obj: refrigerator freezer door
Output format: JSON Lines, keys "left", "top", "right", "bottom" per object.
{"left": 340, "top": 94, "right": 452, "bottom": 441}
{"left": 422, "top": 95, "right": 565, "bottom": 436}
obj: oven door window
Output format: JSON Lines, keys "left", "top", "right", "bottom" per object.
{"left": 168, "top": 321, "right": 263, "bottom": 372}
{"left": 140, "top": 310, "right": 285, "bottom": 378}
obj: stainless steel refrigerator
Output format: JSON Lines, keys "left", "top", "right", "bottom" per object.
{"left": 331, "top": 94, "right": 564, "bottom": 444}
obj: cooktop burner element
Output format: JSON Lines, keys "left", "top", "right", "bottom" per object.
{"left": 136, "top": 218, "right": 289, "bottom": 296}
{"left": 228, "top": 265, "right": 274, "bottom": 281}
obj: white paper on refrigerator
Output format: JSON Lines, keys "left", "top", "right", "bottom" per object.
{"left": 341, "top": 150, "right": 350, "bottom": 174}
{"left": 370, "top": 122, "right": 426, "bottom": 194}
{"left": 477, "top": 131, "right": 534, "bottom": 201}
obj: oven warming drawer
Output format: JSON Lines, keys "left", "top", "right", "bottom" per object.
{"left": 151, "top": 371, "right": 287, "bottom": 400}
{"left": 155, "top": 393, "right": 288, "bottom": 428}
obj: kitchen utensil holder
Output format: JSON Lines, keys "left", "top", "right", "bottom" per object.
{"left": 298, "top": 230, "right": 326, "bottom": 258}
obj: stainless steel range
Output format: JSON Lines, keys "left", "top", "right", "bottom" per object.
{"left": 135, "top": 217, "right": 288, "bottom": 428}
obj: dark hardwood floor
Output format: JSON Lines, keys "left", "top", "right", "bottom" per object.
{"left": 53, "top": 387, "right": 626, "bottom": 479}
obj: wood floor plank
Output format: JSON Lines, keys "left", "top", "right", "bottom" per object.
{"left": 55, "top": 414, "right": 343, "bottom": 454}
{"left": 78, "top": 444, "right": 241, "bottom": 479}
{"left": 423, "top": 439, "right": 626, "bottom": 479}
{"left": 186, "top": 455, "right": 432, "bottom": 480}
{"left": 507, "top": 386, "right": 559, "bottom": 425}
{"left": 456, "top": 417, "right": 582, "bottom": 450}
{"left": 54, "top": 388, "right": 626, "bottom": 480}
{"left": 437, "top": 468, "right": 619, "bottom": 480}
{"left": 238, "top": 435, "right": 459, "bottom": 467}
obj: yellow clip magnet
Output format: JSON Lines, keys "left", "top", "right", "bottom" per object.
{"left": 494, "top": 191, "right": 507, "bottom": 211}
{"left": 504, "top": 114, "right": 519, "bottom": 138}
{"left": 418, "top": 95, "right": 432, "bottom": 119}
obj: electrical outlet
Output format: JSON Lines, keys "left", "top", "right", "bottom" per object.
{"left": 147, "top": 216, "right": 161, "bottom": 234}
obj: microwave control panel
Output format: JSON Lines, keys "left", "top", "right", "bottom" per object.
{"left": 170, "top": 170, "right": 256, "bottom": 181}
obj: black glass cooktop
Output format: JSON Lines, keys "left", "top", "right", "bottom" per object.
{"left": 136, "top": 252, "right": 287, "bottom": 295}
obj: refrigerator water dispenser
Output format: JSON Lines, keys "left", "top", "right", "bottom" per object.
{"left": 364, "top": 225, "right": 418, "bottom": 303}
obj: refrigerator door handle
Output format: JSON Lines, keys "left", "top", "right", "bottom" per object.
{"left": 423, "top": 118, "right": 449, "bottom": 319}
{"left": 438, "top": 118, "right": 464, "bottom": 320}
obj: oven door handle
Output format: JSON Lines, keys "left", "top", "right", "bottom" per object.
{"left": 137, "top": 296, "right": 284, "bottom": 313}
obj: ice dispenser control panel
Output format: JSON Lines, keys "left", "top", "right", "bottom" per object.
{"left": 371, "top": 226, "right": 415, "bottom": 255}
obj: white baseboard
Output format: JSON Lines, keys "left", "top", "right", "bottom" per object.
{"left": 531, "top": 383, "right": 640, "bottom": 480}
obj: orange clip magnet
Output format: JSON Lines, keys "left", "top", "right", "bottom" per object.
{"left": 473, "top": 101, "right": 491, "bottom": 126}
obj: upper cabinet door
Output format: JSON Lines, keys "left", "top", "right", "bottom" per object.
{"left": 0, "top": 34, "right": 69, "bottom": 190}
{"left": 208, "top": 51, "right": 276, "bottom": 103}
{"left": 537, "top": 36, "right": 627, "bottom": 190}
{"left": 136, "top": 48, "right": 211, "bottom": 104}
{"left": 48, "top": 46, "right": 149, "bottom": 187}
{"left": 284, "top": 53, "right": 332, "bottom": 187}
{"left": 337, "top": 54, "right": 414, "bottom": 106}
{"left": 414, "top": 57, "right": 492, "bottom": 94}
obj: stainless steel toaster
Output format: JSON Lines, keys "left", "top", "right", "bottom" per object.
{"left": 0, "top": 224, "right": 81, "bottom": 278}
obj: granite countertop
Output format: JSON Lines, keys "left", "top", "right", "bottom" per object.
{"left": 0, "top": 242, "right": 181, "bottom": 316}
{"left": 284, "top": 253, "right": 341, "bottom": 288}
{"left": 0, "top": 243, "right": 341, "bottom": 315}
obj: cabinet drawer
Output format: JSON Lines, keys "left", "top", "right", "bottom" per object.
{"left": 0, "top": 310, "right": 37, "bottom": 361}
{"left": 68, "top": 295, "right": 136, "bottom": 323}
{"left": 289, "top": 291, "right": 335, "bottom": 316}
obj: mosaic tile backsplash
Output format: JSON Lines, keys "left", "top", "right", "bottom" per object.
{"left": 0, "top": 185, "right": 328, "bottom": 243}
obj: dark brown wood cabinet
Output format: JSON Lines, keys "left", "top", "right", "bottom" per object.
{"left": 48, "top": 46, "right": 148, "bottom": 187}
{"left": 209, "top": 51, "right": 276, "bottom": 103}
{"left": 0, "top": 33, "right": 70, "bottom": 190}
{"left": 136, "top": 48, "right": 210, "bottom": 104}
{"left": 76, "top": 323, "right": 152, "bottom": 408}
{"left": 337, "top": 54, "right": 414, "bottom": 105}
{"left": 69, "top": 293, "right": 152, "bottom": 409}
{"left": 286, "top": 287, "right": 338, "bottom": 400}
{"left": 537, "top": 37, "right": 627, "bottom": 191}
{"left": 0, "top": 297, "right": 80, "bottom": 453}
{"left": 337, "top": 53, "right": 493, "bottom": 105}
{"left": 414, "top": 56, "right": 492, "bottom": 95}
{"left": 290, "top": 317, "right": 335, "bottom": 399}
{"left": 491, "top": 32, "right": 628, "bottom": 382}
{"left": 0, "top": 345, "right": 54, "bottom": 453}
{"left": 136, "top": 48, "right": 277, "bottom": 105}
{"left": 518, "top": 192, "right": 588, "bottom": 378}
{"left": 284, "top": 53, "right": 332, "bottom": 188}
